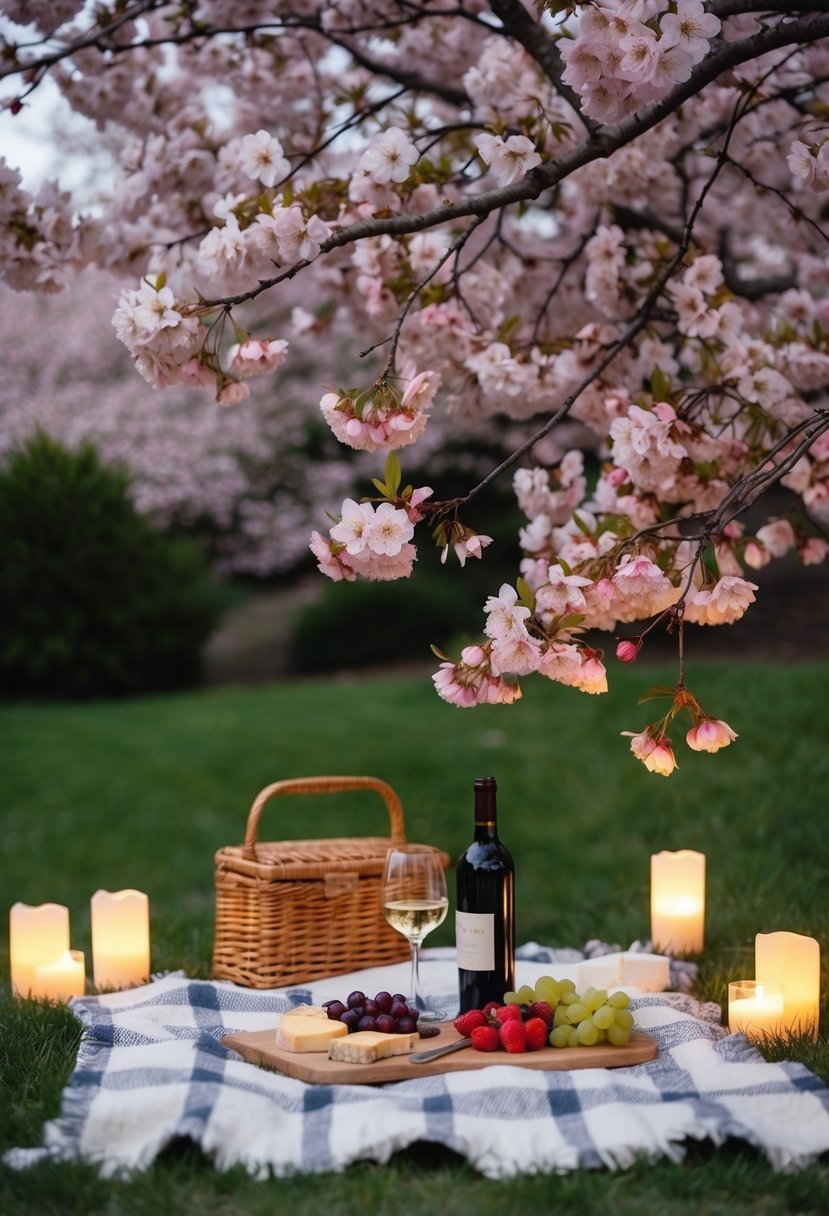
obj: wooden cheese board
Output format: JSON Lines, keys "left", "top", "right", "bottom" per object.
{"left": 222, "top": 1021, "right": 658, "bottom": 1085}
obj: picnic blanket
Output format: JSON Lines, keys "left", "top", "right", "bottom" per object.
{"left": 6, "top": 944, "right": 829, "bottom": 1179}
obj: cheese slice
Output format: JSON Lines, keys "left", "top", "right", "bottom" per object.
{"left": 284, "top": 1003, "right": 330, "bottom": 1019}
{"left": 328, "top": 1030, "right": 419, "bottom": 1064}
{"left": 276, "top": 1013, "right": 349, "bottom": 1052}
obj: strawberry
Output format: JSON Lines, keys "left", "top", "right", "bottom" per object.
{"left": 495, "top": 1004, "right": 522, "bottom": 1024}
{"left": 529, "top": 1001, "right": 553, "bottom": 1025}
{"left": 525, "top": 1016, "right": 548, "bottom": 1051}
{"left": 498, "top": 1019, "right": 527, "bottom": 1053}
{"left": 470, "top": 1024, "right": 500, "bottom": 1052}
{"left": 482, "top": 1000, "right": 502, "bottom": 1017}
{"left": 453, "top": 1008, "right": 487, "bottom": 1037}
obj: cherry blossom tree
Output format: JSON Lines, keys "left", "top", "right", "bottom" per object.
{"left": 2, "top": 0, "right": 829, "bottom": 773}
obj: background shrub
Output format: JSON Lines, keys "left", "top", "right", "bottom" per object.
{"left": 0, "top": 432, "right": 230, "bottom": 699}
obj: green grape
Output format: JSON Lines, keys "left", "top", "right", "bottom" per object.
{"left": 606, "top": 1022, "right": 631, "bottom": 1046}
{"left": 534, "top": 976, "right": 562, "bottom": 1006}
{"left": 577, "top": 1018, "right": 600, "bottom": 1046}
{"left": 564, "top": 1002, "right": 588, "bottom": 1024}
{"left": 550, "top": 1025, "right": 570, "bottom": 1048}
{"left": 553, "top": 1005, "right": 570, "bottom": 1028}
{"left": 559, "top": 978, "right": 577, "bottom": 994}
{"left": 560, "top": 990, "right": 581, "bottom": 1006}
{"left": 608, "top": 991, "right": 630, "bottom": 1009}
{"left": 566, "top": 1027, "right": 581, "bottom": 1048}
{"left": 585, "top": 988, "right": 608, "bottom": 1012}
{"left": 613, "top": 1007, "right": 634, "bottom": 1030}
{"left": 592, "top": 1004, "right": 615, "bottom": 1030}
{"left": 503, "top": 991, "right": 521, "bottom": 1004}
{"left": 517, "top": 984, "right": 537, "bottom": 1004}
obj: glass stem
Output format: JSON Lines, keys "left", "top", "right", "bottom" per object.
{"left": 409, "top": 939, "right": 422, "bottom": 1010}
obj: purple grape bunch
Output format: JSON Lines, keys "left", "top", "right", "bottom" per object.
{"left": 322, "top": 989, "right": 420, "bottom": 1035}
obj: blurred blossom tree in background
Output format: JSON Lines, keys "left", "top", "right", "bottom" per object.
{"left": 1, "top": 0, "right": 828, "bottom": 768}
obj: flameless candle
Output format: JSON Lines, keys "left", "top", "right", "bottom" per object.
{"left": 728, "top": 980, "right": 784, "bottom": 1041}
{"left": 9, "top": 902, "right": 70, "bottom": 998}
{"left": 650, "top": 850, "right": 705, "bottom": 955}
{"left": 755, "top": 931, "right": 820, "bottom": 1040}
{"left": 33, "top": 949, "right": 85, "bottom": 1002}
{"left": 91, "top": 889, "right": 150, "bottom": 990}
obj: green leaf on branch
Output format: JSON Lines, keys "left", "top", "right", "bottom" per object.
{"left": 557, "top": 613, "right": 586, "bottom": 631}
{"left": 516, "top": 576, "right": 535, "bottom": 611}
{"left": 638, "top": 684, "right": 676, "bottom": 705}
{"left": 371, "top": 478, "right": 388, "bottom": 496}
{"left": 385, "top": 451, "right": 402, "bottom": 496}
{"left": 650, "top": 366, "right": 671, "bottom": 400}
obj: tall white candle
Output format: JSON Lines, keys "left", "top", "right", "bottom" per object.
{"left": 755, "top": 931, "right": 820, "bottom": 1040}
{"left": 34, "top": 949, "right": 86, "bottom": 1002}
{"left": 9, "top": 902, "right": 70, "bottom": 998}
{"left": 91, "top": 889, "right": 150, "bottom": 990}
{"left": 650, "top": 850, "right": 705, "bottom": 955}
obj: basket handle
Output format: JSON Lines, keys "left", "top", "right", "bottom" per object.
{"left": 242, "top": 775, "right": 406, "bottom": 853}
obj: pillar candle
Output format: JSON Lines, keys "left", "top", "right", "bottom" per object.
{"left": 755, "top": 931, "right": 820, "bottom": 1040}
{"left": 650, "top": 850, "right": 705, "bottom": 955}
{"left": 90, "top": 889, "right": 150, "bottom": 990}
{"left": 9, "top": 902, "right": 70, "bottom": 998}
{"left": 728, "top": 980, "right": 784, "bottom": 1040}
{"left": 33, "top": 949, "right": 86, "bottom": 1002}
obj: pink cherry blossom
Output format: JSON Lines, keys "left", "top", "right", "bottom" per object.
{"left": 686, "top": 718, "right": 738, "bottom": 753}
{"left": 217, "top": 381, "right": 251, "bottom": 406}
{"left": 473, "top": 133, "right": 542, "bottom": 187}
{"left": 359, "top": 128, "right": 419, "bottom": 185}
{"left": 684, "top": 576, "right": 759, "bottom": 625}
{"left": 623, "top": 730, "right": 678, "bottom": 776}
{"left": 228, "top": 338, "right": 289, "bottom": 378}
{"left": 329, "top": 498, "right": 375, "bottom": 554}
{"left": 364, "top": 502, "right": 415, "bottom": 556}
{"left": 238, "top": 130, "right": 290, "bottom": 188}
{"left": 570, "top": 653, "right": 609, "bottom": 695}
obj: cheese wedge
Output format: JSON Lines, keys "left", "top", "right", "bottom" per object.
{"left": 276, "top": 1013, "right": 349, "bottom": 1052}
{"left": 328, "top": 1030, "right": 419, "bottom": 1064}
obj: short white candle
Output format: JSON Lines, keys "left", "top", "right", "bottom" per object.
{"left": 33, "top": 949, "right": 86, "bottom": 1003}
{"left": 728, "top": 979, "right": 784, "bottom": 1040}
{"left": 91, "top": 889, "right": 150, "bottom": 990}
{"left": 755, "top": 931, "right": 820, "bottom": 1040}
{"left": 650, "top": 850, "right": 705, "bottom": 955}
{"left": 9, "top": 902, "right": 70, "bottom": 998}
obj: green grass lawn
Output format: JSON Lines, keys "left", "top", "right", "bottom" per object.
{"left": 1, "top": 660, "right": 828, "bottom": 1214}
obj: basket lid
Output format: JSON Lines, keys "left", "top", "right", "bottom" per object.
{"left": 216, "top": 836, "right": 447, "bottom": 881}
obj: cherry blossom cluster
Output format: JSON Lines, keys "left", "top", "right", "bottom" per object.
{"left": 310, "top": 496, "right": 420, "bottom": 582}
{"left": 623, "top": 684, "right": 738, "bottom": 777}
{"left": 2, "top": 1, "right": 829, "bottom": 774}
{"left": 560, "top": 0, "right": 721, "bottom": 124}
{"left": 319, "top": 370, "right": 439, "bottom": 452}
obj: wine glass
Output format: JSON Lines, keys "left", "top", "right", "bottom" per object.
{"left": 381, "top": 845, "right": 448, "bottom": 1022}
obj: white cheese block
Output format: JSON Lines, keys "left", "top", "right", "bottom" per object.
{"left": 619, "top": 951, "right": 670, "bottom": 992}
{"left": 276, "top": 1014, "right": 349, "bottom": 1052}
{"left": 328, "top": 1030, "right": 419, "bottom": 1064}
{"left": 575, "top": 953, "right": 623, "bottom": 989}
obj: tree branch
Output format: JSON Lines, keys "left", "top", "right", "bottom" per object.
{"left": 488, "top": 0, "right": 595, "bottom": 129}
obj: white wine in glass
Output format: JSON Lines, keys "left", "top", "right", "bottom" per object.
{"left": 382, "top": 846, "right": 448, "bottom": 1022}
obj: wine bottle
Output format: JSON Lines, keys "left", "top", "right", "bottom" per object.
{"left": 455, "top": 776, "right": 515, "bottom": 1012}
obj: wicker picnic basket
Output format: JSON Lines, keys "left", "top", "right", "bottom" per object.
{"left": 212, "top": 775, "right": 449, "bottom": 989}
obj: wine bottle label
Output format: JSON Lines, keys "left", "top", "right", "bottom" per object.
{"left": 455, "top": 910, "right": 495, "bottom": 970}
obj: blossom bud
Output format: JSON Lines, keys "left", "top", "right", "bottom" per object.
{"left": 616, "top": 638, "right": 641, "bottom": 663}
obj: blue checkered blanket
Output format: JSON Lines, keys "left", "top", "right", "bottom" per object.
{"left": 6, "top": 947, "right": 829, "bottom": 1179}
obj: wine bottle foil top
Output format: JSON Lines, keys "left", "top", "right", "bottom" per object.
{"left": 473, "top": 776, "right": 497, "bottom": 790}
